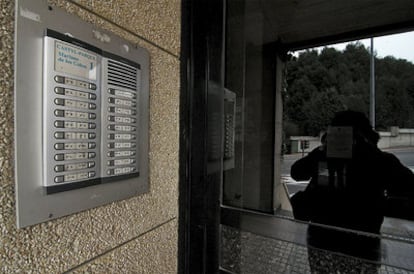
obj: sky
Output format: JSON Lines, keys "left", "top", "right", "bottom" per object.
{"left": 321, "top": 31, "right": 414, "bottom": 63}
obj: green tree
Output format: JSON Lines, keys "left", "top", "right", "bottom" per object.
{"left": 302, "top": 87, "right": 345, "bottom": 135}
{"left": 284, "top": 42, "right": 414, "bottom": 139}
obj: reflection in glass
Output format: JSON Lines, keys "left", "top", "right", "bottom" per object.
{"left": 222, "top": 0, "right": 414, "bottom": 270}
{"left": 291, "top": 111, "right": 414, "bottom": 232}
{"left": 283, "top": 40, "right": 414, "bottom": 218}
{"left": 223, "top": 0, "right": 276, "bottom": 213}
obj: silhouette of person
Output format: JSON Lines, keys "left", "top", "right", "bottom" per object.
{"left": 290, "top": 110, "right": 414, "bottom": 267}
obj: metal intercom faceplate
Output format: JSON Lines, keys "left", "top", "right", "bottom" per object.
{"left": 43, "top": 31, "right": 103, "bottom": 190}
{"left": 43, "top": 30, "right": 141, "bottom": 192}
{"left": 223, "top": 89, "right": 236, "bottom": 170}
{"left": 14, "top": 0, "right": 149, "bottom": 227}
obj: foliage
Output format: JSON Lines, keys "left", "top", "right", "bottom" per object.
{"left": 284, "top": 42, "right": 414, "bottom": 137}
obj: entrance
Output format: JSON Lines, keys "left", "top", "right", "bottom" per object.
{"left": 180, "top": 0, "right": 414, "bottom": 273}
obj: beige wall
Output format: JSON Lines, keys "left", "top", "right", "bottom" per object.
{"left": 0, "top": 0, "right": 180, "bottom": 272}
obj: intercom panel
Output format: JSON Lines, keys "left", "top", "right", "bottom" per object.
{"left": 14, "top": 0, "right": 149, "bottom": 227}
{"left": 223, "top": 89, "right": 236, "bottom": 170}
{"left": 43, "top": 30, "right": 141, "bottom": 191}
{"left": 101, "top": 55, "right": 141, "bottom": 179}
{"left": 43, "top": 31, "right": 102, "bottom": 189}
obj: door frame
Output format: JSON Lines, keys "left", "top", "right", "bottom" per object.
{"left": 179, "top": 0, "right": 225, "bottom": 273}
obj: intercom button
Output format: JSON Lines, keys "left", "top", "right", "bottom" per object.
{"left": 54, "top": 75, "right": 65, "bottom": 83}
{"left": 89, "top": 93, "right": 97, "bottom": 100}
{"left": 88, "top": 162, "right": 95, "bottom": 168}
{"left": 88, "top": 103, "right": 97, "bottom": 110}
{"left": 54, "top": 121, "right": 65, "bottom": 128}
{"left": 88, "top": 171, "right": 96, "bottom": 178}
{"left": 54, "top": 87, "right": 65, "bottom": 95}
{"left": 54, "top": 165, "right": 65, "bottom": 172}
{"left": 108, "top": 107, "right": 115, "bottom": 113}
{"left": 108, "top": 142, "right": 115, "bottom": 149}
{"left": 88, "top": 152, "right": 96, "bottom": 159}
{"left": 88, "top": 133, "right": 96, "bottom": 139}
{"left": 108, "top": 97, "right": 115, "bottom": 104}
{"left": 54, "top": 109, "right": 64, "bottom": 117}
{"left": 107, "top": 169, "right": 114, "bottom": 175}
{"left": 54, "top": 176, "right": 64, "bottom": 183}
{"left": 54, "top": 132, "right": 65, "bottom": 139}
{"left": 54, "top": 98, "right": 65, "bottom": 106}
{"left": 108, "top": 115, "right": 115, "bottom": 122}
{"left": 88, "top": 123, "right": 96, "bottom": 129}
{"left": 108, "top": 88, "right": 115, "bottom": 95}
{"left": 54, "top": 154, "right": 64, "bottom": 161}
{"left": 54, "top": 143, "right": 64, "bottom": 150}
{"left": 108, "top": 134, "right": 115, "bottom": 139}
{"left": 89, "top": 83, "right": 97, "bottom": 90}
{"left": 88, "top": 142, "right": 96, "bottom": 149}
{"left": 108, "top": 160, "right": 114, "bottom": 166}
{"left": 108, "top": 125, "right": 115, "bottom": 131}
{"left": 89, "top": 113, "right": 97, "bottom": 119}
{"left": 107, "top": 151, "right": 115, "bottom": 157}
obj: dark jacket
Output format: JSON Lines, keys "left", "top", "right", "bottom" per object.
{"left": 291, "top": 142, "right": 414, "bottom": 233}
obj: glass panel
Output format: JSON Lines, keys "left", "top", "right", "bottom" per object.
{"left": 282, "top": 32, "right": 414, "bottom": 240}
{"left": 222, "top": 1, "right": 414, "bottom": 271}
{"left": 223, "top": 0, "right": 275, "bottom": 213}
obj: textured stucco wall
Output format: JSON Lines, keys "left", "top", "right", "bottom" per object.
{"left": 0, "top": 0, "right": 180, "bottom": 272}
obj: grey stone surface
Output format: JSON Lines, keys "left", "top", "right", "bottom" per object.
{"left": 221, "top": 225, "right": 414, "bottom": 274}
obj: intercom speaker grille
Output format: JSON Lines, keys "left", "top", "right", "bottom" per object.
{"left": 107, "top": 59, "right": 137, "bottom": 90}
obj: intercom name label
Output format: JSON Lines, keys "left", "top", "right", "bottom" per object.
{"left": 55, "top": 41, "right": 97, "bottom": 80}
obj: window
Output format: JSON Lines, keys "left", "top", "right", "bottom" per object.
{"left": 282, "top": 33, "right": 414, "bottom": 239}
